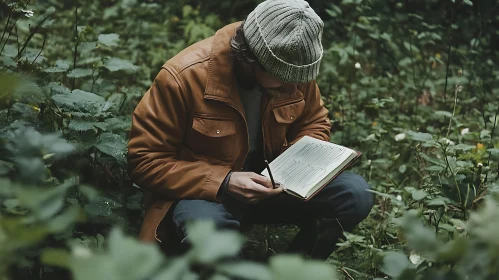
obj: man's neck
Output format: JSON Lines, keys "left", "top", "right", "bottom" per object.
{"left": 234, "top": 61, "right": 257, "bottom": 90}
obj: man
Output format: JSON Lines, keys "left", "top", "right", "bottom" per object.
{"left": 128, "top": 0, "right": 374, "bottom": 260}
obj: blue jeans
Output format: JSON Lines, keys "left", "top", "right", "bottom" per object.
{"left": 168, "top": 172, "right": 374, "bottom": 259}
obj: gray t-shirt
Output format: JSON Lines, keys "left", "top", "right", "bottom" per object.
{"left": 238, "top": 84, "right": 264, "bottom": 172}
{"left": 238, "top": 85, "right": 263, "bottom": 154}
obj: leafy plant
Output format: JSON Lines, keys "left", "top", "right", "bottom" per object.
{"left": 1, "top": 0, "right": 499, "bottom": 279}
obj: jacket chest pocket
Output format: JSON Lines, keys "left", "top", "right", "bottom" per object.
{"left": 270, "top": 99, "right": 305, "bottom": 153}
{"left": 186, "top": 115, "right": 237, "bottom": 161}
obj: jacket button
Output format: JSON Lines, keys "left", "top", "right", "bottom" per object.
{"left": 216, "top": 130, "right": 220, "bottom": 134}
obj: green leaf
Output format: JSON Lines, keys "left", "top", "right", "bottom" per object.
{"left": 3, "top": 198, "right": 19, "bottom": 209}
{"left": 434, "top": 110, "right": 453, "bottom": 117}
{"left": 152, "top": 258, "right": 190, "bottom": 280}
{"left": 79, "top": 42, "right": 98, "bottom": 54}
{"left": 187, "top": 221, "right": 245, "bottom": 263}
{"left": 398, "top": 164, "right": 407, "bottom": 173}
{"left": 46, "top": 206, "right": 82, "bottom": 232}
{"left": 0, "top": 160, "right": 15, "bottom": 175}
{"left": 411, "top": 189, "right": 428, "bottom": 201}
{"left": 107, "top": 228, "right": 165, "bottom": 279}
{"left": 70, "top": 255, "right": 117, "bottom": 280}
{"left": 2, "top": 44, "right": 18, "bottom": 57}
{"left": 427, "top": 197, "right": 449, "bottom": 206}
{"left": 93, "top": 132, "right": 127, "bottom": 165}
{"left": 269, "top": 255, "right": 337, "bottom": 280}
{"left": 103, "top": 58, "right": 139, "bottom": 72}
{"left": 44, "top": 60, "right": 70, "bottom": 73}
{"left": 68, "top": 120, "right": 108, "bottom": 131}
{"left": 419, "top": 153, "right": 446, "bottom": 167}
{"left": 1, "top": 55, "right": 17, "bottom": 67}
{"left": 447, "top": 144, "right": 476, "bottom": 152}
{"left": 407, "top": 130, "right": 433, "bottom": 142}
{"left": 98, "top": 33, "right": 120, "bottom": 47}
{"left": 41, "top": 249, "right": 71, "bottom": 267}
{"left": 490, "top": 116, "right": 498, "bottom": 126}
{"left": 368, "top": 189, "right": 405, "bottom": 206}
{"left": 52, "top": 89, "right": 105, "bottom": 110}
{"left": 67, "top": 68, "right": 93, "bottom": 78}
{"left": 425, "top": 165, "right": 445, "bottom": 172}
{"left": 10, "top": 77, "right": 43, "bottom": 101}
{"left": 45, "top": 82, "right": 71, "bottom": 95}
{"left": 217, "top": 262, "right": 271, "bottom": 280}
{"left": 17, "top": 182, "right": 73, "bottom": 220}
{"left": 480, "top": 129, "right": 491, "bottom": 139}
{"left": 84, "top": 196, "right": 120, "bottom": 217}
{"left": 463, "top": 0, "right": 473, "bottom": 6}
{"left": 381, "top": 252, "right": 410, "bottom": 277}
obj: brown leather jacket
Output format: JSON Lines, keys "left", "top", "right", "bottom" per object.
{"left": 128, "top": 22, "right": 331, "bottom": 243}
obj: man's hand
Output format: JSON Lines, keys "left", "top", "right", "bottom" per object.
{"left": 226, "top": 172, "right": 283, "bottom": 204}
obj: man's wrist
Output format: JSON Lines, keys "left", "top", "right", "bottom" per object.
{"left": 217, "top": 170, "right": 233, "bottom": 201}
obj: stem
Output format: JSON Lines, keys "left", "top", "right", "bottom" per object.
{"left": 488, "top": 107, "right": 499, "bottom": 178}
{"left": 443, "top": 148, "right": 463, "bottom": 211}
{"left": 347, "top": 89, "right": 353, "bottom": 121}
{"left": 118, "top": 93, "right": 128, "bottom": 112}
{"left": 348, "top": 33, "right": 357, "bottom": 121}
{"left": 443, "top": 44, "right": 451, "bottom": 108}
{"left": 72, "top": 0, "right": 79, "bottom": 90}
{"left": 0, "top": 5, "right": 13, "bottom": 50}
{"left": 446, "top": 83, "right": 459, "bottom": 139}
{"left": 91, "top": 70, "right": 101, "bottom": 92}
{"left": 0, "top": 11, "right": 18, "bottom": 54}
{"left": 489, "top": 106, "right": 498, "bottom": 144}
{"left": 29, "top": 35, "right": 46, "bottom": 66}
{"left": 1, "top": 0, "right": 32, "bottom": 55}
{"left": 443, "top": 3, "right": 455, "bottom": 108}
{"left": 15, "top": 25, "right": 20, "bottom": 55}
{"left": 17, "top": 11, "right": 52, "bottom": 60}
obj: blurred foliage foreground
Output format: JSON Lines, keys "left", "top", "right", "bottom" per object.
{"left": 1, "top": 0, "right": 499, "bottom": 279}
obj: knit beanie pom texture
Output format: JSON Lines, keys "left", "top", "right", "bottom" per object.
{"left": 243, "top": 0, "right": 324, "bottom": 83}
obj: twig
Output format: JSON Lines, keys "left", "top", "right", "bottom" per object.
{"left": 341, "top": 267, "right": 355, "bottom": 280}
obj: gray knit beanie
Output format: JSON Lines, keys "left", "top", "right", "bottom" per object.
{"left": 243, "top": 0, "right": 324, "bottom": 83}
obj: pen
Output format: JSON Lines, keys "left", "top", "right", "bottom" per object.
{"left": 264, "top": 160, "right": 276, "bottom": 189}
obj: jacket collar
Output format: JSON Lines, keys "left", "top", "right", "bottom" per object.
{"left": 204, "top": 22, "right": 304, "bottom": 108}
{"left": 204, "top": 22, "right": 241, "bottom": 104}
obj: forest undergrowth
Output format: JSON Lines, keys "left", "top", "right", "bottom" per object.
{"left": 1, "top": 0, "right": 499, "bottom": 279}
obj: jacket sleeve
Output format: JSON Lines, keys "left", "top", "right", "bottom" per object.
{"left": 285, "top": 81, "right": 331, "bottom": 149}
{"left": 127, "top": 66, "right": 231, "bottom": 201}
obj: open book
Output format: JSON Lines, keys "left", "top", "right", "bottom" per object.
{"left": 260, "top": 136, "right": 361, "bottom": 200}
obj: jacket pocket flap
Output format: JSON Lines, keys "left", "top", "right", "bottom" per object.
{"left": 192, "top": 116, "right": 236, "bottom": 137}
{"left": 273, "top": 100, "right": 305, "bottom": 124}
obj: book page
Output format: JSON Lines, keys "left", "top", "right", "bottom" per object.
{"left": 261, "top": 136, "right": 355, "bottom": 197}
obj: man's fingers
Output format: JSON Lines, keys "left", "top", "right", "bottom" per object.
{"left": 269, "top": 186, "right": 284, "bottom": 195}
{"left": 251, "top": 173, "right": 274, "bottom": 188}
{"left": 250, "top": 182, "right": 283, "bottom": 196}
